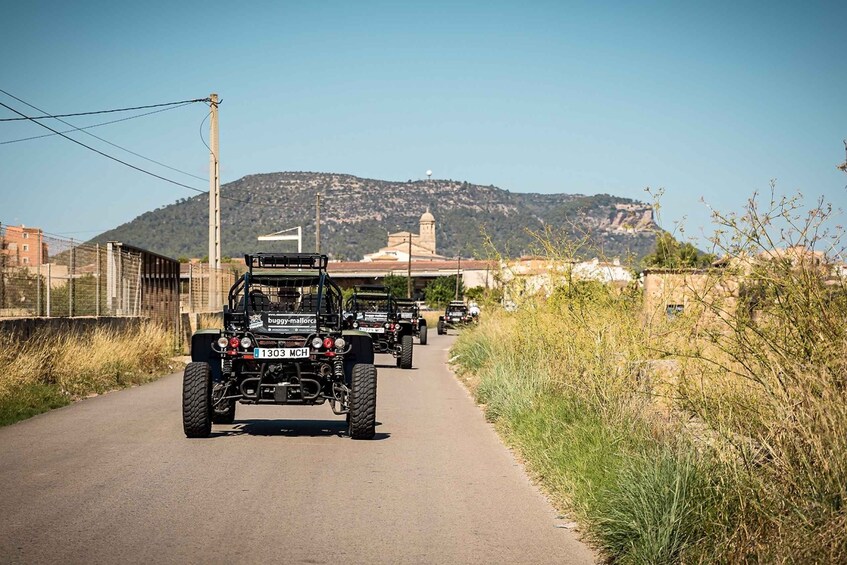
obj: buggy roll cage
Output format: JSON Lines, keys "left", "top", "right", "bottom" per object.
{"left": 345, "top": 285, "right": 396, "bottom": 314}
{"left": 446, "top": 301, "right": 468, "bottom": 313}
{"left": 394, "top": 298, "right": 418, "bottom": 312}
{"left": 226, "top": 254, "right": 343, "bottom": 325}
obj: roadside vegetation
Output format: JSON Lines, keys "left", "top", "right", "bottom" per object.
{"left": 452, "top": 190, "right": 847, "bottom": 563}
{"left": 0, "top": 322, "right": 177, "bottom": 426}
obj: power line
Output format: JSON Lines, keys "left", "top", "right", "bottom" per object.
{"left": 0, "top": 89, "right": 207, "bottom": 182}
{"left": 0, "top": 97, "right": 209, "bottom": 122}
{"left": 0, "top": 98, "right": 209, "bottom": 194}
{"left": 0, "top": 102, "right": 194, "bottom": 146}
{"left": 0, "top": 93, "right": 281, "bottom": 210}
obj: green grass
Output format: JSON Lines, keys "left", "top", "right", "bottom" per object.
{"left": 0, "top": 383, "right": 71, "bottom": 427}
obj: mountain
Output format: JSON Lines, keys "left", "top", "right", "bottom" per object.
{"left": 91, "top": 172, "right": 658, "bottom": 263}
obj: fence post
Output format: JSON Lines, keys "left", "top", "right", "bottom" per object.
{"left": 69, "top": 239, "right": 75, "bottom": 317}
{"left": 37, "top": 264, "right": 42, "bottom": 317}
{"left": 95, "top": 243, "right": 101, "bottom": 317}
{"left": 188, "top": 263, "right": 193, "bottom": 312}
{"left": 46, "top": 263, "right": 51, "bottom": 317}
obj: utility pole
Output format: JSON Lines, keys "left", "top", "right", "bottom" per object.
{"left": 208, "top": 93, "right": 220, "bottom": 310}
{"left": 407, "top": 235, "right": 412, "bottom": 298}
{"left": 315, "top": 192, "right": 321, "bottom": 253}
{"left": 455, "top": 255, "right": 461, "bottom": 300}
{"left": 0, "top": 222, "right": 5, "bottom": 311}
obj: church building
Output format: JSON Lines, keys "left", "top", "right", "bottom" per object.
{"left": 362, "top": 209, "right": 445, "bottom": 262}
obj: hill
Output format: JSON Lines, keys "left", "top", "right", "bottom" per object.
{"left": 91, "top": 172, "right": 658, "bottom": 262}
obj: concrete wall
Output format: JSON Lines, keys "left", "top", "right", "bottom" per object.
{"left": 0, "top": 316, "right": 144, "bottom": 342}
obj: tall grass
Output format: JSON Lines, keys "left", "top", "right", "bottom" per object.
{"left": 0, "top": 322, "right": 176, "bottom": 426}
{"left": 452, "top": 191, "right": 847, "bottom": 562}
{"left": 453, "top": 293, "right": 725, "bottom": 563}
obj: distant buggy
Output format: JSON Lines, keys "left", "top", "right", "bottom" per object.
{"left": 394, "top": 298, "right": 428, "bottom": 345}
{"left": 345, "top": 286, "right": 414, "bottom": 369}
{"left": 183, "top": 254, "right": 377, "bottom": 439}
{"left": 437, "top": 300, "right": 476, "bottom": 334}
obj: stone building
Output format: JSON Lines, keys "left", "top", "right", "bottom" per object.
{"left": 363, "top": 209, "right": 445, "bottom": 262}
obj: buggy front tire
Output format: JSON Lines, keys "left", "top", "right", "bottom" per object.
{"left": 419, "top": 324, "right": 428, "bottom": 345}
{"left": 183, "top": 362, "right": 212, "bottom": 438}
{"left": 437, "top": 320, "right": 445, "bottom": 335}
{"left": 400, "top": 334, "right": 413, "bottom": 369}
{"left": 349, "top": 363, "right": 377, "bottom": 439}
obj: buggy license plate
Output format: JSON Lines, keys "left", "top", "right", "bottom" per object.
{"left": 360, "top": 327, "right": 385, "bottom": 334}
{"left": 253, "top": 347, "right": 310, "bottom": 359}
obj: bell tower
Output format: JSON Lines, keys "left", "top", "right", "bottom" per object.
{"left": 419, "top": 208, "right": 436, "bottom": 255}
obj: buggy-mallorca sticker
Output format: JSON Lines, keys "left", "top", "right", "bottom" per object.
{"left": 264, "top": 313, "right": 316, "bottom": 332}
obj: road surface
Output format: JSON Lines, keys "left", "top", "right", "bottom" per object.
{"left": 0, "top": 333, "right": 594, "bottom": 564}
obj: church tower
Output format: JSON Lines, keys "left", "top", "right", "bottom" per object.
{"left": 419, "top": 208, "right": 436, "bottom": 255}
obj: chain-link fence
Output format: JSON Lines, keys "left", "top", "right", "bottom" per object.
{"left": 0, "top": 230, "right": 144, "bottom": 319}
{"left": 180, "top": 263, "right": 236, "bottom": 313}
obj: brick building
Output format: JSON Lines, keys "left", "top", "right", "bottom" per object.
{"left": 0, "top": 225, "right": 48, "bottom": 267}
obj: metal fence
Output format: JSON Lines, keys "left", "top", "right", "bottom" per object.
{"left": 0, "top": 228, "right": 182, "bottom": 335}
{"left": 180, "top": 262, "right": 236, "bottom": 314}
{"left": 0, "top": 231, "right": 143, "bottom": 319}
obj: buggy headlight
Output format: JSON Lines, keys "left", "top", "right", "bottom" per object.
{"left": 311, "top": 337, "right": 324, "bottom": 349}
{"left": 240, "top": 337, "right": 252, "bottom": 349}
{"left": 217, "top": 337, "right": 229, "bottom": 349}
{"left": 335, "top": 337, "right": 346, "bottom": 349}
{"left": 384, "top": 322, "right": 391, "bottom": 328}
{"left": 352, "top": 321, "right": 359, "bottom": 328}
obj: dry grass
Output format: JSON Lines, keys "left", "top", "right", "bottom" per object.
{"left": 196, "top": 313, "right": 223, "bottom": 330}
{"left": 0, "top": 322, "right": 177, "bottom": 426}
{"left": 452, "top": 191, "right": 847, "bottom": 563}
{"left": 421, "top": 310, "right": 441, "bottom": 327}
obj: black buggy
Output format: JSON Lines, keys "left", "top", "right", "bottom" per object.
{"left": 437, "top": 300, "right": 474, "bottom": 335}
{"left": 344, "top": 286, "right": 414, "bottom": 369}
{"left": 394, "top": 298, "right": 428, "bottom": 345}
{"left": 183, "top": 254, "right": 377, "bottom": 439}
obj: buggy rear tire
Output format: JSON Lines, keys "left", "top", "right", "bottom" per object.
{"left": 437, "top": 320, "right": 445, "bottom": 335}
{"left": 399, "top": 334, "right": 413, "bottom": 369}
{"left": 183, "top": 362, "right": 212, "bottom": 438}
{"left": 419, "top": 324, "right": 428, "bottom": 345}
{"left": 349, "top": 363, "right": 377, "bottom": 439}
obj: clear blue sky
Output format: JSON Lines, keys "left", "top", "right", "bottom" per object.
{"left": 1, "top": 0, "right": 845, "bottom": 247}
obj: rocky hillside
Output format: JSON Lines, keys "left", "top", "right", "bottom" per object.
{"left": 91, "top": 172, "right": 658, "bottom": 262}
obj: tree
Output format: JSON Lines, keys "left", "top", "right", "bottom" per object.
{"left": 642, "top": 232, "right": 714, "bottom": 269}
{"left": 424, "top": 275, "right": 463, "bottom": 308}
{"left": 382, "top": 274, "right": 409, "bottom": 298}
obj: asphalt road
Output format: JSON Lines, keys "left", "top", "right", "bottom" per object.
{"left": 0, "top": 332, "right": 594, "bottom": 565}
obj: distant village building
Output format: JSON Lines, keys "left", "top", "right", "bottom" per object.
{"left": 0, "top": 224, "right": 48, "bottom": 267}
{"left": 501, "top": 255, "right": 633, "bottom": 297}
{"left": 363, "top": 209, "right": 445, "bottom": 262}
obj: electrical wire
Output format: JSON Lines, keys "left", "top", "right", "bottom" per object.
{"left": 199, "top": 110, "right": 212, "bottom": 154}
{"left": 0, "top": 98, "right": 209, "bottom": 194}
{"left": 0, "top": 93, "right": 279, "bottom": 209}
{"left": 0, "top": 102, "right": 194, "bottom": 146}
{"left": 0, "top": 89, "right": 207, "bottom": 182}
{"left": 0, "top": 97, "right": 209, "bottom": 121}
